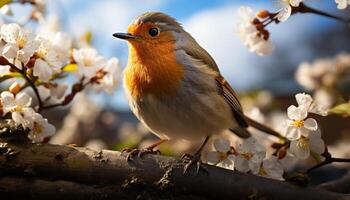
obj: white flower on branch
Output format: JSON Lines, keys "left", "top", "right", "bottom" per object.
{"left": 72, "top": 47, "right": 105, "bottom": 78}
{"left": 207, "top": 138, "right": 235, "bottom": 170}
{"left": 38, "top": 83, "right": 67, "bottom": 103}
{"left": 284, "top": 105, "right": 318, "bottom": 140}
{"left": 276, "top": 0, "right": 303, "bottom": 22}
{"left": 251, "top": 156, "right": 284, "bottom": 180}
{"left": 335, "top": 0, "right": 350, "bottom": 9}
{"left": 295, "top": 93, "right": 328, "bottom": 116}
{"left": 33, "top": 37, "right": 64, "bottom": 82}
{"left": 0, "top": 23, "right": 39, "bottom": 64}
{"left": 27, "top": 112, "right": 55, "bottom": 142}
{"left": 92, "top": 58, "right": 121, "bottom": 95}
{"left": 236, "top": 6, "right": 274, "bottom": 56}
{"left": 283, "top": 93, "right": 329, "bottom": 140}
{"left": 232, "top": 137, "right": 266, "bottom": 173}
{"left": 290, "top": 130, "right": 325, "bottom": 160}
{"left": 0, "top": 91, "right": 35, "bottom": 128}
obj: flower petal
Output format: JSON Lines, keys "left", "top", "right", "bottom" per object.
{"left": 290, "top": 139, "right": 310, "bottom": 160}
{"left": 284, "top": 126, "right": 300, "bottom": 140}
{"left": 304, "top": 118, "right": 318, "bottom": 131}
{"left": 309, "top": 132, "right": 325, "bottom": 154}
{"left": 33, "top": 59, "right": 53, "bottom": 82}
{"left": 213, "top": 138, "right": 231, "bottom": 153}
{"left": 295, "top": 93, "right": 313, "bottom": 108}
{"left": 287, "top": 105, "right": 307, "bottom": 120}
{"left": 234, "top": 155, "right": 250, "bottom": 173}
{"left": 1, "top": 91, "right": 15, "bottom": 112}
{"left": 16, "top": 92, "right": 32, "bottom": 107}
{"left": 206, "top": 151, "right": 221, "bottom": 165}
{"left": 276, "top": 6, "right": 292, "bottom": 22}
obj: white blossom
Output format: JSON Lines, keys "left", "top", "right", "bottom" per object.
{"left": 72, "top": 48, "right": 105, "bottom": 78}
{"left": 27, "top": 112, "right": 55, "bottom": 142}
{"left": 207, "top": 138, "right": 235, "bottom": 170}
{"left": 335, "top": 0, "right": 350, "bottom": 9}
{"left": 295, "top": 93, "right": 328, "bottom": 116}
{"left": 236, "top": 6, "right": 274, "bottom": 56}
{"left": 289, "top": 130, "right": 325, "bottom": 160}
{"left": 276, "top": 0, "right": 303, "bottom": 22}
{"left": 0, "top": 91, "right": 35, "bottom": 128}
{"left": 33, "top": 37, "right": 64, "bottom": 82}
{"left": 232, "top": 137, "right": 266, "bottom": 173}
{"left": 283, "top": 105, "right": 318, "bottom": 140}
{"left": 38, "top": 83, "right": 67, "bottom": 103}
{"left": 92, "top": 58, "right": 121, "bottom": 94}
{"left": 0, "top": 23, "right": 39, "bottom": 64}
{"left": 251, "top": 156, "right": 284, "bottom": 180}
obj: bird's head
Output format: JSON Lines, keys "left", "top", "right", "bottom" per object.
{"left": 113, "top": 12, "right": 190, "bottom": 58}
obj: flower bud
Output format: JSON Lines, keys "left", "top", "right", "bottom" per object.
{"left": 9, "top": 82, "right": 21, "bottom": 95}
{"left": 277, "top": 147, "right": 287, "bottom": 160}
{"left": 256, "top": 10, "right": 270, "bottom": 19}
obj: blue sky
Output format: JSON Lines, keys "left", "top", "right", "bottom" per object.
{"left": 39, "top": 1, "right": 349, "bottom": 109}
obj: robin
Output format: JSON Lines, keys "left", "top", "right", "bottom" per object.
{"left": 113, "top": 12, "right": 279, "bottom": 174}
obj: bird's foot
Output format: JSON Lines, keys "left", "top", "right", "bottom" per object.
{"left": 122, "top": 147, "right": 161, "bottom": 161}
{"left": 181, "top": 153, "right": 208, "bottom": 175}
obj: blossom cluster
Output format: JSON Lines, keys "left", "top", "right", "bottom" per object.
{"left": 236, "top": 6, "right": 274, "bottom": 56}
{"left": 296, "top": 53, "right": 350, "bottom": 110}
{"left": 0, "top": 12, "right": 121, "bottom": 142}
{"left": 207, "top": 137, "right": 284, "bottom": 180}
{"left": 206, "top": 93, "right": 328, "bottom": 180}
{"left": 282, "top": 93, "right": 326, "bottom": 160}
{"left": 1, "top": 88, "right": 55, "bottom": 142}
{"left": 236, "top": 1, "right": 349, "bottom": 56}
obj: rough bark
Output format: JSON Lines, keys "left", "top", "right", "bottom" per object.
{"left": 0, "top": 122, "right": 349, "bottom": 200}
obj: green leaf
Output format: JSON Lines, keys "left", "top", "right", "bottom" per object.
{"left": 62, "top": 64, "right": 77, "bottom": 72}
{"left": 329, "top": 103, "right": 350, "bottom": 117}
{"left": 0, "top": 0, "right": 12, "bottom": 8}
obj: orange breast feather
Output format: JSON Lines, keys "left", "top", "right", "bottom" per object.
{"left": 124, "top": 39, "right": 184, "bottom": 99}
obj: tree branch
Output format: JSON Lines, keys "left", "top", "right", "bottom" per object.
{"left": 0, "top": 123, "right": 348, "bottom": 200}
{"left": 319, "top": 172, "right": 350, "bottom": 194}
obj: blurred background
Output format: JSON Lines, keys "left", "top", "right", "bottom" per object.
{"left": 1, "top": 0, "right": 350, "bottom": 179}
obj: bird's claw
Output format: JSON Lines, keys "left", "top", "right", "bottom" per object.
{"left": 122, "top": 147, "right": 161, "bottom": 161}
{"left": 181, "top": 153, "right": 208, "bottom": 175}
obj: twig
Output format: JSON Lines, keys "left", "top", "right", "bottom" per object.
{"left": 295, "top": 3, "right": 350, "bottom": 23}
{"left": 307, "top": 152, "right": 350, "bottom": 173}
{"left": 0, "top": 56, "right": 43, "bottom": 112}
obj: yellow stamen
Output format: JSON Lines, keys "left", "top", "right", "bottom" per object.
{"left": 33, "top": 122, "right": 43, "bottom": 133}
{"left": 83, "top": 58, "right": 93, "bottom": 66}
{"left": 298, "top": 137, "right": 309, "bottom": 149}
{"left": 293, "top": 120, "right": 304, "bottom": 128}
{"left": 17, "top": 37, "right": 26, "bottom": 49}
{"left": 242, "top": 152, "right": 253, "bottom": 160}
{"left": 36, "top": 46, "right": 48, "bottom": 58}
{"left": 259, "top": 166, "right": 267, "bottom": 176}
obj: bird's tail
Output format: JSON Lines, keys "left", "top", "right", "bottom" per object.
{"left": 244, "top": 115, "right": 282, "bottom": 138}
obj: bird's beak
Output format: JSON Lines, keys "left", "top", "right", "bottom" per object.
{"left": 113, "top": 33, "right": 137, "bottom": 40}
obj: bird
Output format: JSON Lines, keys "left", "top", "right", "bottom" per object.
{"left": 113, "top": 12, "right": 280, "bottom": 174}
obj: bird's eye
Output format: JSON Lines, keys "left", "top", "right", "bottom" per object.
{"left": 148, "top": 28, "right": 159, "bottom": 37}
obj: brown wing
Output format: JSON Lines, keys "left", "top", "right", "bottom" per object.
{"left": 215, "top": 75, "right": 249, "bottom": 128}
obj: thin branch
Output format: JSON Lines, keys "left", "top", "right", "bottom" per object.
{"left": 307, "top": 152, "right": 350, "bottom": 173}
{"left": 296, "top": 3, "right": 350, "bottom": 23}
{"left": 0, "top": 56, "right": 43, "bottom": 112}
